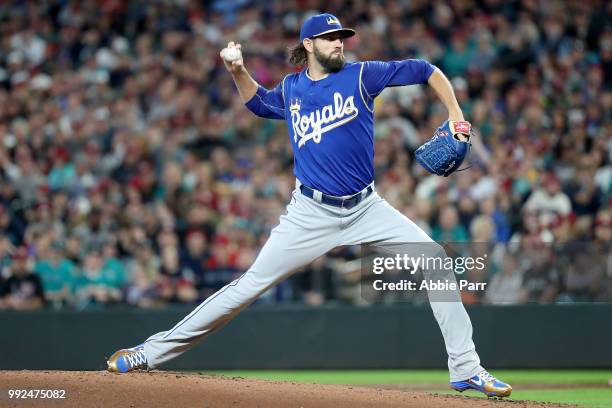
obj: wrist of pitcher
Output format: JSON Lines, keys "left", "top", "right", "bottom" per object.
{"left": 448, "top": 109, "right": 470, "bottom": 141}
{"left": 448, "top": 108, "right": 465, "bottom": 122}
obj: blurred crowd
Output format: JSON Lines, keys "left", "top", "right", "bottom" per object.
{"left": 0, "top": 0, "right": 610, "bottom": 310}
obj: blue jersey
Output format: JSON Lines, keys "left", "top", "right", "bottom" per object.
{"left": 245, "top": 59, "right": 435, "bottom": 196}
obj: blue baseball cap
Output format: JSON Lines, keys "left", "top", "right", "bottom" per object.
{"left": 299, "top": 13, "right": 356, "bottom": 42}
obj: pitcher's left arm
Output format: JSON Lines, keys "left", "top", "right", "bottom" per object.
{"left": 427, "top": 68, "right": 465, "bottom": 122}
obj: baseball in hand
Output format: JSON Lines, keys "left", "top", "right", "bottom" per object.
{"left": 221, "top": 47, "right": 241, "bottom": 62}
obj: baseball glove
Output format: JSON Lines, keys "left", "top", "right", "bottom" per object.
{"left": 414, "top": 120, "right": 472, "bottom": 177}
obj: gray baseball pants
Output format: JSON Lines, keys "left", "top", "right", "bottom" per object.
{"left": 144, "top": 185, "right": 484, "bottom": 381}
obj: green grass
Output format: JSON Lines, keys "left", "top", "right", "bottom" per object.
{"left": 204, "top": 369, "right": 612, "bottom": 385}
{"left": 199, "top": 370, "right": 612, "bottom": 408}
{"left": 436, "top": 388, "right": 612, "bottom": 408}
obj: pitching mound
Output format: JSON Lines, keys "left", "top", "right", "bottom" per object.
{"left": 0, "top": 371, "right": 574, "bottom": 408}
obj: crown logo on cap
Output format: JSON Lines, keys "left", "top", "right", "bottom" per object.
{"left": 326, "top": 16, "right": 340, "bottom": 25}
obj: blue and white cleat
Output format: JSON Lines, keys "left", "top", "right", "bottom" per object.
{"left": 450, "top": 370, "right": 512, "bottom": 397}
{"left": 107, "top": 344, "right": 148, "bottom": 373}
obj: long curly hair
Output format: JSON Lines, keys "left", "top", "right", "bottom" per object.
{"left": 288, "top": 42, "right": 308, "bottom": 66}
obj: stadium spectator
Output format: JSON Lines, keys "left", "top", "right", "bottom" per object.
{"left": 0, "top": 0, "right": 609, "bottom": 307}
{"left": 179, "top": 228, "right": 209, "bottom": 294}
{"left": 73, "top": 249, "right": 124, "bottom": 309}
{"left": 484, "top": 251, "right": 523, "bottom": 305}
{"left": 517, "top": 246, "right": 562, "bottom": 304}
{"left": 432, "top": 205, "right": 469, "bottom": 242}
{"left": 0, "top": 246, "right": 44, "bottom": 310}
{"left": 125, "top": 260, "right": 158, "bottom": 308}
{"left": 524, "top": 173, "right": 572, "bottom": 220}
{"left": 292, "top": 256, "right": 335, "bottom": 306}
{"left": 34, "top": 240, "right": 76, "bottom": 308}
{"left": 559, "top": 244, "right": 605, "bottom": 302}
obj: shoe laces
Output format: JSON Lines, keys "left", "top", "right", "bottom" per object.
{"left": 124, "top": 346, "right": 147, "bottom": 369}
{"left": 478, "top": 370, "right": 497, "bottom": 383}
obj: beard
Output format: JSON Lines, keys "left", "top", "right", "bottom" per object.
{"left": 313, "top": 45, "right": 345, "bottom": 73}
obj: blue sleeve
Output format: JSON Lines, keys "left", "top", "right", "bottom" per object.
{"left": 361, "top": 59, "right": 436, "bottom": 98}
{"left": 244, "top": 81, "right": 285, "bottom": 120}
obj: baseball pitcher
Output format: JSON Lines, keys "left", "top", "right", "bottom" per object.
{"left": 107, "top": 13, "right": 511, "bottom": 398}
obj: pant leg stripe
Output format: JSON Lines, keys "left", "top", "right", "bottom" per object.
{"left": 151, "top": 272, "right": 248, "bottom": 340}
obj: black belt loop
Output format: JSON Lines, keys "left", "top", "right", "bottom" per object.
{"left": 299, "top": 184, "right": 373, "bottom": 209}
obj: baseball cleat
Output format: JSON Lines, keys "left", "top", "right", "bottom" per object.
{"left": 107, "top": 344, "right": 148, "bottom": 373}
{"left": 450, "top": 369, "right": 512, "bottom": 397}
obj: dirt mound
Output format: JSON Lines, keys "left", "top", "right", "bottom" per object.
{"left": 0, "top": 371, "right": 575, "bottom": 408}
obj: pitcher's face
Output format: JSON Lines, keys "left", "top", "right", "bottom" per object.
{"left": 312, "top": 33, "right": 345, "bottom": 73}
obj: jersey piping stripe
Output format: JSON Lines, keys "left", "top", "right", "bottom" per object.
{"left": 281, "top": 74, "right": 290, "bottom": 106}
{"left": 255, "top": 88, "right": 285, "bottom": 117}
{"left": 359, "top": 63, "right": 374, "bottom": 113}
{"left": 156, "top": 272, "right": 248, "bottom": 339}
{"left": 304, "top": 69, "right": 330, "bottom": 82}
